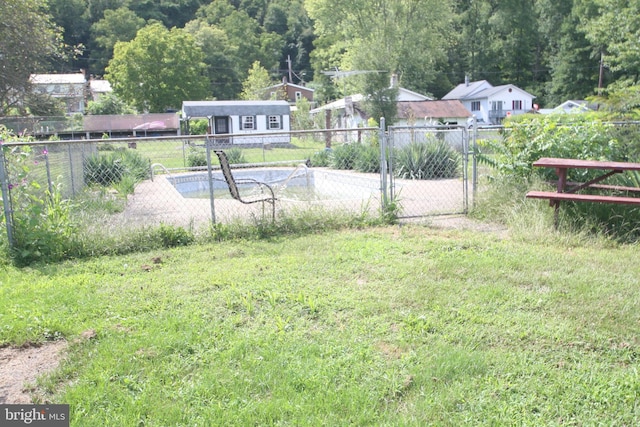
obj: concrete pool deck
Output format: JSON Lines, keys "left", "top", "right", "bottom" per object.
{"left": 111, "top": 168, "right": 469, "bottom": 228}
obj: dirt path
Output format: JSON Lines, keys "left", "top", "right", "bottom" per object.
{"left": 0, "top": 341, "right": 68, "bottom": 404}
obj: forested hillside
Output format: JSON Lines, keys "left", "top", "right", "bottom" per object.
{"left": 2, "top": 0, "right": 639, "bottom": 114}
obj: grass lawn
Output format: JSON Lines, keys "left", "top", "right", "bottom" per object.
{"left": 1, "top": 225, "right": 639, "bottom": 425}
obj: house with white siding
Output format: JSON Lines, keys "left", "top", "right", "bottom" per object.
{"left": 182, "top": 100, "right": 291, "bottom": 145}
{"left": 442, "top": 78, "right": 536, "bottom": 125}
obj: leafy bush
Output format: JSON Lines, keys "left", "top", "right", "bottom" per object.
{"left": 225, "top": 148, "right": 246, "bottom": 164}
{"left": 394, "top": 140, "right": 460, "bottom": 179}
{"left": 12, "top": 185, "right": 78, "bottom": 266}
{"left": 188, "top": 119, "right": 209, "bottom": 135}
{"left": 153, "top": 224, "right": 195, "bottom": 247}
{"left": 330, "top": 143, "right": 360, "bottom": 169}
{"left": 309, "top": 148, "right": 331, "bottom": 167}
{"left": 187, "top": 146, "right": 207, "bottom": 167}
{"left": 478, "top": 114, "right": 629, "bottom": 182}
{"left": 84, "top": 149, "right": 149, "bottom": 188}
{"left": 354, "top": 144, "right": 380, "bottom": 173}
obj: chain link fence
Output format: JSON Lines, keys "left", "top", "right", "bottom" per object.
{"left": 387, "top": 125, "right": 472, "bottom": 218}
{"left": 0, "top": 125, "right": 477, "bottom": 254}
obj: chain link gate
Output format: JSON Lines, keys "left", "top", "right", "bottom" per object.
{"left": 382, "top": 124, "right": 474, "bottom": 219}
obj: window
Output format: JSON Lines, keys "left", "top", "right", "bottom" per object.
{"left": 471, "top": 101, "right": 481, "bottom": 111}
{"left": 491, "top": 101, "right": 502, "bottom": 111}
{"left": 268, "top": 115, "right": 281, "bottom": 130}
{"left": 241, "top": 116, "right": 255, "bottom": 130}
{"left": 512, "top": 100, "right": 523, "bottom": 110}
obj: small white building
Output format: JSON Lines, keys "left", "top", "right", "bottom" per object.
{"left": 442, "top": 79, "right": 536, "bottom": 125}
{"left": 182, "top": 100, "right": 291, "bottom": 145}
{"left": 310, "top": 86, "right": 434, "bottom": 129}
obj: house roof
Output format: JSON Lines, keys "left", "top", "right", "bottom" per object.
{"left": 30, "top": 73, "right": 86, "bottom": 85}
{"left": 309, "top": 94, "right": 365, "bottom": 113}
{"left": 475, "top": 84, "right": 535, "bottom": 99}
{"left": 89, "top": 79, "right": 112, "bottom": 93}
{"left": 397, "top": 100, "right": 471, "bottom": 120}
{"left": 265, "top": 82, "right": 314, "bottom": 92}
{"left": 397, "top": 87, "right": 432, "bottom": 101}
{"left": 442, "top": 80, "right": 535, "bottom": 101}
{"left": 442, "top": 80, "right": 492, "bottom": 100}
{"left": 182, "top": 100, "right": 290, "bottom": 118}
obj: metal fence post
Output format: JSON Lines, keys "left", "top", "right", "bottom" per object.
{"left": 379, "top": 118, "right": 388, "bottom": 210}
{"left": 0, "top": 142, "right": 14, "bottom": 248}
{"left": 205, "top": 141, "right": 217, "bottom": 223}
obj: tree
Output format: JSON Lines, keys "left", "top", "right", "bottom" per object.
{"left": 47, "top": 0, "right": 91, "bottom": 71}
{"left": 90, "top": 7, "right": 146, "bottom": 76}
{"left": 105, "top": 23, "right": 209, "bottom": 112}
{"left": 0, "top": 0, "right": 62, "bottom": 115}
{"left": 306, "top": 0, "right": 452, "bottom": 99}
{"left": 184, "top": 19, "right": 241, "bottom": 100}
{"left": 240, "top": 61, "right": 275, "bottom": 100}
{"left": 197, "top": 2, "right": 283, "bottom": 88}
{"left": 582, "top": 0, "right": 640, "bottom": 86}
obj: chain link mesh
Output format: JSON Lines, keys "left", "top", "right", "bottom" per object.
{"left": 1, "top": 126, "right": 474, "bottom": 249}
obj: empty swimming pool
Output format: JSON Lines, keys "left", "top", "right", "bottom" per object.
{"left": 169, "top": 167, "right": 382, "bottom": 201}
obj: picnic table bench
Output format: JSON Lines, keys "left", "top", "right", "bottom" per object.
{"left": 525, "top": 157, "right": 640, "bottom": 226}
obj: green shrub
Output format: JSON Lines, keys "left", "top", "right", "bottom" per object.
{"left": 225, "top": 148, "right": 246, "bottom": 164}
{"left": 11, "top": 184, "right": 79, "bottom": 266}
{"left": 354, "top": 144, "right": 380, "bottom": 173}
{"left": 187, "top": 146, "right": 207, "bottom": 167}
{"left": 188, "top": 118, "right": 209, "bottom": 135}
{"left": 330, "top": 143, "right": 359, "bottom": 169}
{"left": 153, "top": 224, "right": 195, "bottom": 247}
{"left": 84, "top": 149, "right": 149, "bottom": 187}
{"left": 84, "top": 153, "right": 126, "bottom": 186}
{"left": 309, "top": 148, "right": 331, "bottom": 167}
{"left": 394, "top": 140, "right": 460, "bottom": 179}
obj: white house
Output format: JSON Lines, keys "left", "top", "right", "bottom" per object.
{"left": 310, "top": 84, "right": 434, "bottom": 129}
{"left": 182, "top": 100, "right": 291, "bottom": 145}
{"left": 29, "top": 72, "right": 88, "bottom": 114}
{"left": 547, "top": 100, "right": 597, "bottom": 114}
{"left": 442, "top": 78, "right": 536, "bottom": 125}
{"left": 88, "top": 79, "right": 112, "bottom": 102}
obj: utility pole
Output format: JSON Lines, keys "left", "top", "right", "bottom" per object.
{"left": 287, "top": 55, "right": 293, "bottom": 83}
{"left": 598, "top": 52, "right": 604, "bottom": 96}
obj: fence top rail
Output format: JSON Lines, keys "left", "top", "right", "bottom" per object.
{"left": 0, "top": 127, "right": 380, "bottom": 146}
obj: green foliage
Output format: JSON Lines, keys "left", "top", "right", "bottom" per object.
{"left": 0, "top": 136, "right": 78, "bottom": 265}
{"left": 106, "top": 23, "right": 208, "bottom": 113}
{"left": 0, "top": 0, "right": 62, "bottom": 115}
{"left": 153, "top": 223, "right": 195, "bottom": 247}
{"left": 86, "top": 93, "right": 136, "bottom": 115}
{"left": 225, "top": 148, "right": 247, "bottom": 164}
{"left": 89, "top": 7, "right": 147, "bottom": 75}
{"left": 394, "top": 140, "right": 460, "bottom": 180}
{"left": 478, "top": 114, "right": 631, "bottom": 183}
{"left": 353, "top": 143, "right": 380, "bottom": 173}
{"left": 309, "top": 148, "right": 331, "bottom": 167}
{"left": 188, "top": 119, "right": 208, "bottom": 135}
{"left": 330, "top": 143, "right": 359, "bottom": 169}
{"left": 11, "top": 184, "right": 78, "bottom": 266}
{"left": 84, "top": 149, "right": 149, "bottom": 189}
{"left": 24, "top": 92, "right": 66, "bottom": 116}
{"left": 186, "top": 146, "right": 207, "bottom": 168}
{"left": 240, "top": 61, "right": 275, "bottom": 100}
